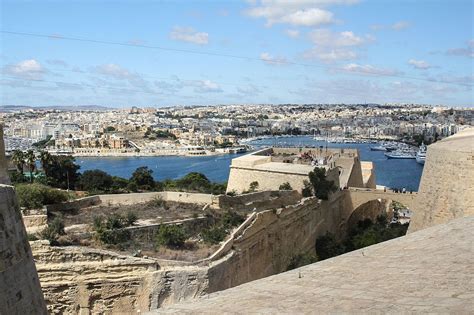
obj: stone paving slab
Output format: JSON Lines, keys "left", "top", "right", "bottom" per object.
{"left": 154, "top": 216, "right": 474, "bottom": 314}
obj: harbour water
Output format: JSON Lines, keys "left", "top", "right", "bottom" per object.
{"left": 77, "top": 136, "right": 424, "bottom": 191}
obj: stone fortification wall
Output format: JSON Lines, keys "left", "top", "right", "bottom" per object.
{"left": 46, "top": 191, "right": 219, "bottom": 213}
{"left": 409, "top": 128, "right": 474, "bottom": 232}
{"left": 218, "top": 190, "right": 301, "bottom": 211}
{"left": 0, "top": 126, "right": 9, "bottom": 184}
{"left": 46, "top": 195, "right": 101, "bottom": 212}
{"left": 206, "top": 190, "right": 355, "bottom": 292}
{"left": 227, "top": 167, "right": 309, "bottom": 193}
{"left": 33, "top": 188, "right": 392, "bottom": 312}
{"left": 361, "top": 161, "right": 376, "bottom": 188}
{"left": 23, "top": 213, "right": 48, "bottom": 233}
{"left": 0, "top": 185, "right": 47, "bottom": 314}
{"left": 32, "top": 241, "right": 159, "bottom": 314}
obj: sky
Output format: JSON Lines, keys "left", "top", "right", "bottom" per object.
{"left": 0, "top": 0, "right": 473, "bottom": 107}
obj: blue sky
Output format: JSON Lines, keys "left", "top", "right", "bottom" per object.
{"left": 1, "top": 0, "right": 473, "bottom": 107}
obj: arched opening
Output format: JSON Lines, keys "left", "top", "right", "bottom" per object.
{"left": 315, "top": 199, "right": 411, "bottom": 261}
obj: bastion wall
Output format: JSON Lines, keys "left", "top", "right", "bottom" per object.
{"left": 408, "top": 128, "right": 474, "bottom": 232}
{"left": 0, "top": 126, "right": 47, "bottom": 314}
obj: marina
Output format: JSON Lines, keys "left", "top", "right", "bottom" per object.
{"left": 77, "top": 136, "right": 424, "bottom": 191}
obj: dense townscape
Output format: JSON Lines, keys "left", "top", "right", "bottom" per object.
{"left": 1, "top": 103, "right": 472, "bottom": 155}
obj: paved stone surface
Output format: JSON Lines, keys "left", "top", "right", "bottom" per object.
{"left": 156, "top": 216, "right": 474, "bottom": 314}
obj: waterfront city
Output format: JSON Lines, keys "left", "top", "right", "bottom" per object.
{"left": 1, "top": 0, "right": 473, "bottom": 314}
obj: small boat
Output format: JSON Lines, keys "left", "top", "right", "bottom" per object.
{"left": 370, "top": 142, "right": 398, "bottom": 152}
{"left": 370, "top": 145, "right": 387, "bottom": 151}
{"left": 416, "top": 143, "right": 427, "bottom": 165}
{"left": 384, "top": 151, "right": 416, "bottom": 159}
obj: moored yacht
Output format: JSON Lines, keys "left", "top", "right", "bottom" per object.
{"left": 384, "top": 150, "right": 416, "bottom": 159}
{"left": 416, "top": 143, "right": 427, "bottom": 165}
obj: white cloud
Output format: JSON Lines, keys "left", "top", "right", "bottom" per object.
{"left": 303, "top": 48, "right": 357, "bottom": 62}
{"left": 370, "top": 24, "right": 384, "bottom": 31}
{"left": 279, "top": 8, "right": 334, "bottom": 26}
{"left": 309, "top": 29, "right": 371, "bottom": 47}
{"left": 408, "top": 59, "right": 432, "bottom": 70}
{"left": 46, "top": 59, "right": 68, "bottom": 67}
{"left": 95, "top": 63, "right": 135, "bottom": 80}
{"left": 245, "top": 0, "right": 358, "bottom": 27}
{"left": 93, "top": 63, "right": 153, "bottom": 92}
{"left": 186, "top": 80, "right": 222, "bottom": 93}
{"left": 284, "top": 29, "right": 300, "bottom": 38}
{"left": 260, "top": 52, "right": 288, "bottom": 65}
{"left": 446, "top": 40, "right": 474, "bottom": 58}
{"left": 391, "top": 21, "right": 411, "bottom": 31}
{"left": 303, "top": 29, "right": 373, "bottom": 62}
{"left": 341, "top": 63, "right": 400, "bottom": 76}
{"left": 237, "top": 84, "right": 261, "bottom": 95}
{"left": 2, "top": 59, "right": 46, "bottom": 80}
{"left": 169, "top": 27, "right": 209, "bottom": 45}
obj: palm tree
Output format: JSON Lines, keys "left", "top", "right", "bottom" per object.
{"left": 39, "top": 151, "right": 52, "bottom": 177}
{"left": 25, "top": 150, "right": 36, "bottom": 183}
{"left": 11, "top": 150, "right": 25, "bottom": 173}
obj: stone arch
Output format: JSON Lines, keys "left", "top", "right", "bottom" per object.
{"left": 345, "top": 188, "right": 419, "bottom": 233}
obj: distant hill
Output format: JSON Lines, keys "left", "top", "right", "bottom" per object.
{"left": 0, "top": 105, "right": 115, "bottom": 112}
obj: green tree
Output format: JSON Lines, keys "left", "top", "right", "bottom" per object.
{"left": 308, "top": 167, "right": 337, "bottom": 200}
{"left": 130, "top": 166, "right": 155, "bottom": 190}
{"left": 39, "top": 150, "right": 53, "bottom": 177}
{"left": 25, "top": 150, "right": 36, "bottom": 182}
{"left": 175, "top": 172, "right": 211, "bottom": 192}
{"left": 46, "top": 155, "right": 80, "bottom": 190}
{"left": 78, "top": 169, "right": 113, "bottom": 192}
{"left": 11, "top": 150, "right": 25, "bottom": 173}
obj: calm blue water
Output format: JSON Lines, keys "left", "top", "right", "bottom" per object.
{"left": 76, "top": 136, "right": 423, "bottom": 191}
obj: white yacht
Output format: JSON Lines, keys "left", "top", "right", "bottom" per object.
{"left": 416, "top": 143, "right": 427, "bottom": 165}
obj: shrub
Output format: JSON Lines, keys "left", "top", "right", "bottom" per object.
{"left": 93, "top": 215, "right": 131, "bottom": 246}
{"left": 201, "top": 226, "right": 227, "bottom": 245}
{"left": 222, "top": 211, "right": 245, "bottom": 229}
{"left": 127, "top": 182, "right": 138, "bottom": 192}
{"left": 126, "top": 211, "right": 138, "bottom": 226}
{"left": 287, "top": 252, "right": 318, "bottom": 271}
{"left": 301, "top": 180, "right": 313, "bottom": 197}
{"left": 111, "top": 176, "right": 129, "bottom": 191}
{"left": 16, "top": 183, "right": 69, "bottom": 209}
{"left": 155, "top": 225, "right": 187, "bottom": 249}
{"left": 315, "top": 232, "right": 345, "bottom": 260}
{"left": 27, "top": 233, "right": 38, "bottom": 241}
{"left": 148, "top": 196, "right": 166, "bottom": 207}
{"left": 249, "top": 181, "right": 259, "bottom": 192}
{"left": 43, "top": 188, "right": 70, "bottom": 205}
{"left": 279, "top": 182, "right": 293, "bottom": 190}
{"left": 40, "top": 217, "right": 65, "bottom": 245}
